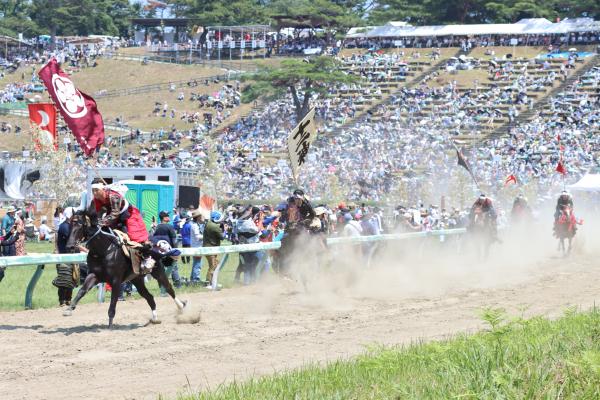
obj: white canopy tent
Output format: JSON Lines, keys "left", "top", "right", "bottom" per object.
{"left": 356, "top": 17, "right": 599, "bottom": 39}
{"left": 568, "top": 170, "right": 600, "bottom": 193}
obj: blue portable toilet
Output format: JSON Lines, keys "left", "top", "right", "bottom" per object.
{"left": 119, "top": 180, "right": 175, "bottom": 229}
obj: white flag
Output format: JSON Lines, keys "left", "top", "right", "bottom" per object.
{"left": 287, "top": 107, "right": 316, "bottom": 180}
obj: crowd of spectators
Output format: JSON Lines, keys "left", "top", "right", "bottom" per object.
{"left": 345, "top": 32, "right": 600, "bottom": 50}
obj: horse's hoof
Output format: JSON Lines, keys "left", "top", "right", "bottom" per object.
{"left": 182, "top": 300, "right": 189, "bottom": 309}
{"left": 62, "top": 309, "right": 72, "bottom": 317}
{"left": 149, "top": 318, "right": 162, "bottom": 324}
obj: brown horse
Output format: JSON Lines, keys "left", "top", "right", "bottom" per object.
{"left": 554, "top": 206, "right": 579, "bottom": 257}
{"left": 64, "top": 207, "right": 187, "bottom": 328}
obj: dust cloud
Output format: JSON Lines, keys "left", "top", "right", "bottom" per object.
{"left": 247, "top": 202, "right": 599, "bottom": 313}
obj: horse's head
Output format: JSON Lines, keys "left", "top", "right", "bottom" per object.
{"left": 66, "top": 206, "right": 98, "bottom": 252}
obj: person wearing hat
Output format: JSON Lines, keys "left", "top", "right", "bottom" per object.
{"left": 234, "top": 206, "right": 260, "bottom": 284}
{"left": 90, "top": 179, "right": 148, "bottom": 244}
{"left": 1, "top": 206, "right": 16, "bottom": 237}
{"left": 203, "top": 211, "right": 224, "bottom": 287}
{"left": 152, "top": 210, "right": 181, "bottom": 288}
{"left": 53, "top": 207, "right": 82, "bottom": 306}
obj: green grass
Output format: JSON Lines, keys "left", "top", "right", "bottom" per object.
{"left": 175, "top": 307, "right": 600, "bottom": 400}
{"left": 0, "top": 240, "right": 251, "bottom": 310}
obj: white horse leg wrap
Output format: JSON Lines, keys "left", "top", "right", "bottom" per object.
{"left": 152, "top": 310, "right": 158, "bottom": 321}
{"left": 174, "top": 297, "right": 184, "bottom": 310}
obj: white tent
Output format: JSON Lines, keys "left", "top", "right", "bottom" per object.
{"left": 568, "top": 171, "right": 600, "bottom": 192}
{"left": 357, "top": 17, "right": 600, "bottom": 39}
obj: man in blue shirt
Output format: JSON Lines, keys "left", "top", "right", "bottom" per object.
{"left": 1, "top": 206, "right": 16, "bottom": 237}
{"left": 180, "top": 213, "right": 192, "bottom": 264}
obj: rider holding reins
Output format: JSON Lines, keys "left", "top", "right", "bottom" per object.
{"left": 90, "top": 179, "right": 149, "bottom": 244}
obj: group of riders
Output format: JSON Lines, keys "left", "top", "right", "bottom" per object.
{"left": 467, "top": 189, "right": 579, "bottom": 242}
{"left": 87, "top": 178, "right": 582, "bottom": 276}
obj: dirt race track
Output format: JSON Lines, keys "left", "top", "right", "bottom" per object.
{"left": 1, "top": 238, "right": 600, "bottom": 400}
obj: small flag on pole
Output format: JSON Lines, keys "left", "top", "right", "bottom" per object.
{"left": 454, "top": 146, "right": 480, "bottom": 188}
{"left": 504, "top": 174, "right": 517, "bottom": 186}
{"left": 556, "top": 160, "right": 567, "bottom": 175}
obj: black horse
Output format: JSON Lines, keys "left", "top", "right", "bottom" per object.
{"left": 64, "top": 208, "right": 187, "bottom": 328}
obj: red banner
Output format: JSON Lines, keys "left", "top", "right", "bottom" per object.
{"left": 38, "top": 58, "right": 104, "bottom": 156}
{"left": 28, "top": 103, "right": 57, "bottom": 151}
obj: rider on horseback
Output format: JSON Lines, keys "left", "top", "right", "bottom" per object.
{"left": 469, "top": 194, "right": 500, "bottom": 242}
{"left": 278, "top": 189, "right": 316, "bottom": 275}
{"left": 91, "top": 179, "right": 152, "bottom": 274}
{"left": 90, "top": 179, "right": 148, "bottom": 244}
{"left": 511, "top": 193, "right": 533, "bottom": 222}
{"left": 554, "top": 190, "right": 574, "bottom": 222}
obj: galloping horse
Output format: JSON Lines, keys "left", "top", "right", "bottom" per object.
{"left": 468, "top": 207, "right": 494, "bottom": 260}
{"left": 554, "top": 206, "right": 580, "bottom": 257}
{"left": 64, "top": 207, "right": 187, "bottom": 328}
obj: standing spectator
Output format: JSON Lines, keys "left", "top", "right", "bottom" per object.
{"left": 172, "top": 208, "right": 182, "bottom": 234}
{"left": 189, "top": 209, "right": 205, "bottom": 284}
{"left": 152, "top": 210, "right": 181, "bottom": 288}
{"left": 13, "top": 209, "right": 25, "bottom": 256}
{"left": 203, "top": 211, "right": 224, "bottom": 288}
{"left": 53, "top": 207, "right": 79, "bottom": 306}
{"left": 1, "top": 224, "right": 23, "bottom": 257}
{"left": 180, "top": 212, "right": 192, "bottom": 264}
{"left": 53, "top": 207, "right": 64, "bottom": 230}
{"left": 235, "top": 206, "right": 260, "bottom": 284}
{"left": 1, "top": 206, "right": 16, "bottom": 236}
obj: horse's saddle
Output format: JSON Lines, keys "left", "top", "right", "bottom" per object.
{"left": 112, "top": 230, "right": 153, "bottom": 275}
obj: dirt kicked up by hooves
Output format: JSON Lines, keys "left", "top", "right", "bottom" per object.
{"left": 175, "top": 301, "right": 201, "bottom": 324}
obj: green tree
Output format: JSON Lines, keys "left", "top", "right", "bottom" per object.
{"left": 0, "top": 0, "right": 40, "bottom": 37}
{"left": 29, "top": 0, "right": 135, "bottom": 39}
{"left": 170, "top": 0, "right": 269, "bottom": 26}
{"left": 241, "top": 56, "right": 358, "bottom": 122}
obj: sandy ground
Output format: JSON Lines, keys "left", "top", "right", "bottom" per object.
{"left": 1, "top": 233, "right": 599, "bottom": 400}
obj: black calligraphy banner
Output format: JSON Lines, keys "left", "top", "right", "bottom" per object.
{"left": 287, "top": 108, "right": 317, "bottom": 181}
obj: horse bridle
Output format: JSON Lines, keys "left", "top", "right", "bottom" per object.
{"left": 72, "top": 215, "right": 122, "bottom": 248}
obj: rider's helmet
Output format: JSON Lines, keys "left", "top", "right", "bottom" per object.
{"left": 293, "top": 189, "right": 305, "bottom": 200}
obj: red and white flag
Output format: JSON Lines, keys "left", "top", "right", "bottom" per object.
{"left": 504, "top": 174, "right": 517, "bottom": 186}
{"left": 28, "top": 103, "right": 57, "bottom": 150}
{"left": 38, "top": 58, "right": 104, "bottom": 156}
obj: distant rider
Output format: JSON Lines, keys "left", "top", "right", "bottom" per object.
{"left": 511, "top": 193, "right": 532, "bottom": 222}
{"left": 554, "top": 190, "right": 573, "bottom": 222}
{"left": 278, "top": 189, "right": 316, "bottom": 274}
{"left": 469, "top": 194, "right": 499, "bottom": 241}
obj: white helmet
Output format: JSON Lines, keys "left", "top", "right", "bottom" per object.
{"left": 156, "top": 240, "right": 172, "bottom": 254}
